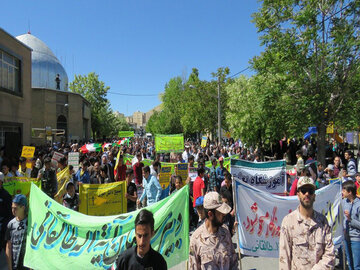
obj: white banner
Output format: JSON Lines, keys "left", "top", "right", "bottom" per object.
{"left": 234, "top": 179, "right": 342, "bottom": 258}
{"left": 231, "top": 159, "right": 287, "bottom": 194}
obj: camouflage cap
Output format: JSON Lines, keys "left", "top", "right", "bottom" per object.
{"left": 297, "top": 176, "right": 316, "bottom": 190}
{"left": 203, "top": 192, "right": 231, "bottom": 215}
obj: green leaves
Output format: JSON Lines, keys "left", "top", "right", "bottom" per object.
{"left": 146, "top": 67, "right": 231, "bottom": 137}
{"left": 69, "top": 72, "right": 129, "bottom": 138}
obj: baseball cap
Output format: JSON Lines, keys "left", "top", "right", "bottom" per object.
{"left": 13, "top": 194, "right": 27, "bottom": 207}
{"left": 297, "top": 176, "right": 316, "bottom": 190}
{"left": 327, "top": 164, "right": 334, "bottom": 171}
{"left": 203, "top": 192, "right": 231, "bottom": 215}
{"left": 195, "top": 196, "right": 204, "bottom": 207}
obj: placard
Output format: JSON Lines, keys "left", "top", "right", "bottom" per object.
{"left": 189, "top": 167, "right": 198, "bottom": 182}
{"left": 176, "top": 163, "right": 188, "bottom": 181}
{"left": 159, "top": 166, "right": 172, "bottom": 188}
{"left": 68, "top": 152, "right": 80, "bottom": 172}
{"left": 21, "top": 146, "right": 35, "bottom": 159}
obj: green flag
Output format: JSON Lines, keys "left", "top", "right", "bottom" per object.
{"left": 24, "top": 183, "right": 189, "bottom": 269}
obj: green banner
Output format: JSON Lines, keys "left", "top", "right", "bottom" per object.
{"left": 118, "top": 130, "right": 134, "bottom": 137}
{"left": 3, "top": 178, "right": 40, "bottom": 197}
{"left": 24, "top": 183, "right": 189, "bottom": 269}
{"left": 155, "top": 134, "right": 184, "bottom": 153}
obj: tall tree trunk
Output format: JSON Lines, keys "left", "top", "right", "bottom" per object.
{"left": 317, "top": 124, "right": 326, "bottom": 166}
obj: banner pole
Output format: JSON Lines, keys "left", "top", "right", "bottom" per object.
{"left": 232, "top": 174, "right": 242, "bottom": 270}
{"left": 338, "top": 187, "right": 346, "bottom": 270}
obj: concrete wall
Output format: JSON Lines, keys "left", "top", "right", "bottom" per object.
{"left": 31, "top": 88, "right": 91, "bottom": 145}
{"left": 0, "top": 29, "right": 32, "bottom": 146}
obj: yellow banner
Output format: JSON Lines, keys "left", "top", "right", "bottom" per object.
{"left": 54, "top": 167, "right": 71, "bottom": 204}
{"left": 21, "top": 146, "right": 35, "bottom": 158}
{"left": 79, "top": 181, "right": 127, "bottom": 216}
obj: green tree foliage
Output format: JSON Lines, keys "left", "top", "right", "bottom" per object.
{"left": 246, "top": 0, "right": 360, "bottom": 163}
{"left": 146, "top": 67, "right": 232, "bottom": 136}
{"left": 69, "top": 72, "right": 128, "bottom": 138}
{"left": 181, "top": 68, "right": 231, "bottom": 135}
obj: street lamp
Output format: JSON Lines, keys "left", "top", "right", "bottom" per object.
{"left": 189, "top": 83, "right": 221, "bottom": 145}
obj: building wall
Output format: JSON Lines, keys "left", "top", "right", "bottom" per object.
{"left": 0, "top": 29, "right": 32, "bottom": 149}
{"left": 133, "top": 111, "right": 145, "bottom": 127}
{"left": 31, "top": 88, "right": 91, "bottom": 145}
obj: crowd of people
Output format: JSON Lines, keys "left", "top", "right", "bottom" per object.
{"left": 0, "top": 136, "right": 359, "bottom": 269}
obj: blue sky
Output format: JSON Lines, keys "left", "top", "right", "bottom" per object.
{"left": 3, "top": 0, "right": 263, "bottom": 116}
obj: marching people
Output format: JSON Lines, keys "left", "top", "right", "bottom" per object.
{"left": 192, "top": 167, "right": 206, "bottom": 209}
{"left": 137, "top": 166, "right": 162, "bottom": 207}
{"left": 114, "top": 209, "right": 167, "bottom": 270}
{"left": 5, "top": 194, "right": 29, "bottom": 270}
{"left": 133, "top": 152, "right": 144, "bottom": 185}
{"left": 38, "top": 157, "right": 58, "bottom": 199}
{"left": 125, "top": 168, "right": 137, "bottom": 212}
{"left": 74, "top": 160, "right": 90, "bottom": 185}
{"left": 99, "top": 165, "right": 111, "bottom": 184}
{"left": 189, "top": 191, "right": 238, "bottom": 269}
{"left": 2, "top": 163, "right": 13, "bottom": 177}
{"left": 344, "top": 150, "right": 357, "bottom": 181}
{"left": 115, "top": 155, "right": 127, "bottom": 181}
{"left": 208, "top": 157, "right": 218, "bottom": 192}
{"left": 17, "top": 157, "right": 31, "bottom": 178}
{"left": 342, "top": 180, "right": 360, "bottom": 270}
{"left": 62, "top": 181, "right": 80, "bottom": 211}
{"left": 279, "top": 176, "right": 335, "bottom": 269}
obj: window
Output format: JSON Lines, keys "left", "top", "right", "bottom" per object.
{"left": 0, "top": 50, "right": 21, "bottom": 93}
{"left": 0, "top": 124, "right": 21, "bottom": 147}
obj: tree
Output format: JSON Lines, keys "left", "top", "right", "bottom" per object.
{"left": 251, "top": 0, "right": 360, "bottom": 164}
{"left": 69, "top": 72, "right": 111, "bottom": 138}
{"left": 181, "top": 67, "right": 231, "bottom": 136}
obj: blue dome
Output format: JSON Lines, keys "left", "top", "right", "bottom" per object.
{"left": 16, "top": 33, "right": 68, "bottom": 91}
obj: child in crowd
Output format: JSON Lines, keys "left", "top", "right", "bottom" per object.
{"left": 125, "top": 169, "right": 137, "bottom": 212}
{"left": 62, "top": 181, "right": 80, "bottom": 211}
{"left": 5, "top": 194, "right": 29, "bottom": 270}
{"left": 195, "top": 196, "right": 205, "bottom": 228}
{"left": 171, "top": 176, "right": 183, "bottom": 194}
{"left": 355, "top": 173, "right": 360, "bottom": 197}
{"left": 99, "top": 165, "right": 110, "bottom": 184}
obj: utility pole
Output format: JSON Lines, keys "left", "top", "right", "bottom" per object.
{"left": 217, "top": 76, "right": 221, "bottom": 145}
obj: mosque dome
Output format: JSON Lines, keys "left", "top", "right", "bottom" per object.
{"left": 16, "top": 33, "right": 68, "bottom": 91}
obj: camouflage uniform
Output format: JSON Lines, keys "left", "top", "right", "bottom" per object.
{"left": 279, "top": 207, "right": 335, "bottom": 270}
{"left": 189, "top": 223, "right": 238, "bottom": 270}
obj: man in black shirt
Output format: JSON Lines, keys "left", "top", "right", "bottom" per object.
{"left": 125, "top": 169, "right": 137, "bottom": 212}
{"left": 115, "top": 209, "right": 167, "bottom": 270}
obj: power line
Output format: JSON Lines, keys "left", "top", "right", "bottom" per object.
{"left": 227, "top": 66, "right": 251, "bottom": 79}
